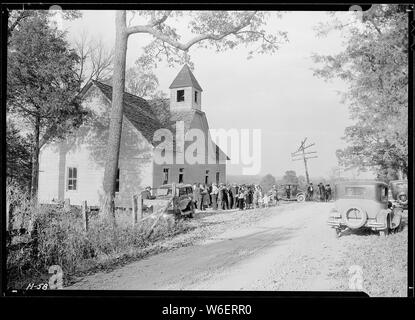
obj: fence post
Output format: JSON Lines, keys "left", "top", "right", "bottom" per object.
{"left": 172, "top": 183, "right": 176, "bottom": 212}
{"left": 132, "top": 194, "right": 138, "bottom": 226}
{"left": 81, "top": 200, "right": 89, "bottom": 232}
{"left": 138, "top": 194, "right": 143, "bottom": 220}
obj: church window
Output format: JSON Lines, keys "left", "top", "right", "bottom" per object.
{"left": 177, "top": 90, "right": 185, "bottom": 102}
{"left": 179, "top": 168, "right": 184, "bottom": 183}
{"left": 67, "top": 167, "right": 77, "bottom": 191}
{"left": 163, "top": 168, "right": 169, "bottom": 185}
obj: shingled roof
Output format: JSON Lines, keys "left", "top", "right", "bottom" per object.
{"left": 169, "top": 64, "right": 203, "bottom": 91}
{"left": 83, "top": 80, "right": 228, "bottom": 159}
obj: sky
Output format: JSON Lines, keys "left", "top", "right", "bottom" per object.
{"left": 62, "top": 10, "right": 375, "bottom": 179}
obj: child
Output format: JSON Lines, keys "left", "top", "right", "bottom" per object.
{"left": 263, "top": 193, "right": 269, "bottom": 207}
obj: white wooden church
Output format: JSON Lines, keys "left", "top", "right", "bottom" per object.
{"left": 38, "top": 65, "right": 228, "bottom": 207}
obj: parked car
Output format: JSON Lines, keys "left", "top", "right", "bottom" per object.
{"left": 154, "top": 183, "right": 195, "bottom": 218}
{"left": 277, "top": 184, "right": 306, "bottom": 202}
{"left": 388, "top": 179, "right": 408, "bottom": 210}
{"left": 327, "top": 180, "right": 402, "bottom": 237}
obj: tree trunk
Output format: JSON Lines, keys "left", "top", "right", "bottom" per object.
{"left": 101, "top": 11, "right": 129, "bottom": 222}
{"left": 30, "top": 116, "right": 40, "bottom": 201}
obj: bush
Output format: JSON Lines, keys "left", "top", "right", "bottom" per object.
{"left": 6, "top": 183, "right": 192, "bottom": 289}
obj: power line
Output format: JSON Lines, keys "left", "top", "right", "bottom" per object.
{"left": 291, "top": 137, "right": 318, "bottom": 184}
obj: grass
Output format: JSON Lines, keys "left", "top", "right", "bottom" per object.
{"left": 330, "top": 216, "right": 408, "bottom": 297}
{"left": 6, "top": 184, "right": 193, "bottom": 290}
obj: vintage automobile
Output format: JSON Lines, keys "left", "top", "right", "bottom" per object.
{"left": 277, "top": 184, "right": 306, "bottom": 202}
{"left": 327, "top": 180, "right": 402, "bottom": 237}
{"left": 388, "top": 179, "right": 408, "bottom": 210}
{"left": 154, "top": 183, "right": 195, "bottom": 218}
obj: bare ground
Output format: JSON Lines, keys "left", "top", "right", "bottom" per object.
{"left": 66, "top": 202, "right": 407, "bottom": 296}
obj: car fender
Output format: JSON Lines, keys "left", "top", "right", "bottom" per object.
{"left": 178, "top": 198, "right": 191, "bottom": 211}
{"left": 376, "top": 209, "right": 391, "bottom": 225}
{"left": 329, "top": 206, "right": 341, "bottom": 218}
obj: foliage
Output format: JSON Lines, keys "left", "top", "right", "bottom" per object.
{"left": 312, "top": 5, "right": 408, "bottom": 179}
{"left": 6, "top": 183, "right": 191, "bottom": 289}
{"left": 7, "top": 15, "right": 85, "bottom": 146}
{"left": 282, "top": 170, "right": 299, "bottom": 185}
{"left": 259, "top": 174, "right": 277, "bottom": 192}
{"left": 125, "top": 60, "right": 166, "bottom": 99}
{"left": 6, "top": 121, "right": 32, "bottom": 189}
{"left": 7, "top": 9, "right": 82, "bottom": 39}
{"left": 130, "top": 11, "right": 288, "bottom": 68}
{"left": 73, "top": 31, "right": 114, "bottom": 85}
{"left": 7, "top": 14, "right": 87, "bottom": 197}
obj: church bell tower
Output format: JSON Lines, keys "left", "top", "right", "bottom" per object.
{"left": 169, "top": 65, "right": 203, "bottom": 111}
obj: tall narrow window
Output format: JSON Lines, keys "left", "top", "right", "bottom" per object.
{"left": 194, "top": 91, "right": 198, "bottom": 103}
{"left": 216, "top": 172, "right": 220, "bottom": 185}
{"left": 179, "top": 168, "right": 184, "bottom": 183}
{"left": 67, "top": 167, "right": 77, "bottom": 190}
{"left": 205, "top": 170, "right": 209, "bottom": 184}
{"left": 115, "top": 168, "right": 120, "bottom": 192}
{"left": 163, "top": 168, "right": 169, "bottom": 185}
{"left": 177, "top": 90, "right": 185, "bottom": 102}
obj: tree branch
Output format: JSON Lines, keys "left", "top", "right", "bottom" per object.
{"left": 126, "top": 12, "right": 257, "bottom": 51}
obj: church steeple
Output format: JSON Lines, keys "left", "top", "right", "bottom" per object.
{"left": 169, "top": 65, "right": 203, "bottom": 111}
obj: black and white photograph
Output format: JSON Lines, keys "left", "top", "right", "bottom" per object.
{"left": 3, "top": 4, "right": 412, "bottom": 301}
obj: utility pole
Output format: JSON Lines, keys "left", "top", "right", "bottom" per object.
{"left": 291, "top": 137, "right": 318, "bottom": 185}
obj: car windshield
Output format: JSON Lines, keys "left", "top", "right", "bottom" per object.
{"left": 336, "top": 185, "right": 376, "bottom": 199}
{"left": 395, "top": 182, "right": 407, "bottom": 190}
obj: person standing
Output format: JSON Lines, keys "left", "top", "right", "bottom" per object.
{"left": 211, "top": 183, "right": 218, "bottom": 210}
{"left": 307, "top": 183, "right": 314, "bottom": 201}
{"left": 325, "top": 184, "right": 332, "bottom": 202}
{"left": 203, "top": 184, "right": 210, "bottom": 209}
{"left": 285, "top": 184, "right": 291, "bottom": 199}
{"left": 217, "top": 184, "right": 223, "bottom": 210}
{"left": 238, "top": 186, "right": 245, "bottom": 210}
{"left": 222, "top": 186, "right": 229, "bottom": 210}
{"left": 193, "top": 183, "right": 200, "bottom": 210}
{"left": 198, "top": 184, "right": 206, "bottom": 211}
{"left": 272, "top": 185, "right": 279, "bottom": 206}
{"left": 208, "top": 183, "right": 213, "bottom": 208}
{"left": 228, "top": 185, "right": 234, "bottom": 210}
{"left": 233, "top": 184, "right": 239, "bottom": 209}
{"left": 319, "top": 183, "right": 325, "bottom": 202}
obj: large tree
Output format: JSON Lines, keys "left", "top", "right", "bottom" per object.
{"left": 6, "top": 120, "right": 33, "bottom": 190}
{"left": 101, "top": 10, "right": 288, "bottom": 218}
{"left": 259, "top": 174, "right": 277, "bottom": 193}
{"left": 125, "top": 61, "right": 166, "bottom": 99}
{"left": 282, "top": 170, "right": 299, "bottom": 185}
{"left": 7, "top": 14, "right": 86, "bottom": 198}
{"left": 312, "top": 5, "right": 408, "bottom": 181}
{"left": 73, "top": 31, "right": 114, "bottom": 85}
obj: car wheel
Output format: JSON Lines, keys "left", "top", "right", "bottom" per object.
{"left": 397, "top": 192, "right": 408, "bottom": 206}
{"left": 296, "top": 194, "right": 305, "bottom": 202}
{"left": 342, "top": 207, "right": 367, "bottom": 229}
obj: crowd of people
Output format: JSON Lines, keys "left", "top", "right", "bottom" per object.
{"left": 143, "top": 181, "right": 334, "bottom": 213}
{"left": 192, "top": 183, "right": 280, "bottom": 211}
{"left": 306, "top": 182, "right": 332, "bottom": 202}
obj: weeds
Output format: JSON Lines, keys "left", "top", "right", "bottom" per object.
{"left": 6, "top": 184, "right": 191, "bottom": 290}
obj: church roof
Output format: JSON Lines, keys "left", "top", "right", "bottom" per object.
{"left": 169, "top": 65, "right": 203, "bottom": 91}
{"left": 82, "top": 80, "right": 228, "bottom": 160}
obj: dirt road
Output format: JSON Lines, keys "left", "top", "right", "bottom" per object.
{"left": 67, "top": 202, "right": 407, "bottom": 296}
